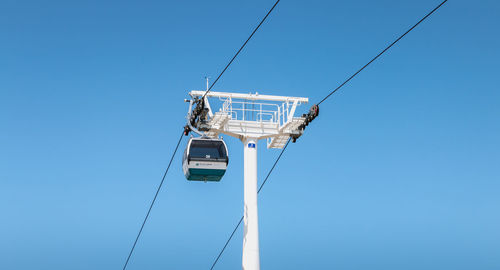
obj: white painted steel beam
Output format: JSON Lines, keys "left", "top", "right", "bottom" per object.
{"left": 189, "top": 90, "right": 308, "bottom": 103}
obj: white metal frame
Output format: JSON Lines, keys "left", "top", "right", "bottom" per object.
{"left": 187, "top": 90, "right": 309, "bottom": 270}
{"left": 189, "top": 90, "right": 308, "bottom": 149}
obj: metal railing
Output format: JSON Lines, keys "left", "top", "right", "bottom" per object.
{"left": 219, "top": 97, "right": 298, "bottom": 126}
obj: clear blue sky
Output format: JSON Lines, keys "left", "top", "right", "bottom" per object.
{"left": 1, "top": 0, "right": 499, "bottom": 269}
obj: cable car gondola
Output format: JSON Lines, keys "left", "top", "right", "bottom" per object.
{"left": 182, "top": 137, "right": 229, "bottom": 181}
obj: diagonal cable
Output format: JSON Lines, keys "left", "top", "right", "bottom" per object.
{"left": 122, "top": 131, "right": 184, "bottom": 270}
{"left": 123, "top": 1, "right": 283, "bottom": 269}
{"left": 209, "top": 0, "right": 449, "bottom": 268}
{"left": 317, "top": 0, "right": 448, "bottom": 105}
{"left": 202, "top": 0, "right": 281, "bottom": 99}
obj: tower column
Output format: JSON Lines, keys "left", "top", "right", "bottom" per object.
{"left": 242, "top": 138, "right": 260, "bottom": 270}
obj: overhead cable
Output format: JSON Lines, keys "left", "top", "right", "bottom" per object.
{"left": 202, "top": 0, "right": 281, "bottom": 99}
{"left": 317, "top": 0, "right": 448, "bottom": 105}
{"left": 122, "top": 132, "right": 184, "bottom": 270}
{"left": 209, "top": 0, "right": 448, "bottom": 268}
{"left": 122, "top": 0, "right": 283, "bottom": 268}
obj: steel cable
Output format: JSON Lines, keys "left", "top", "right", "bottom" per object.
{"left": 209, "top": 0, "right": 448, "bottom": 268}
{"left": 122, "top": 0, "right": 284, "bottom": 268}
{"left": 122, "top": 131, "right": 184, "bottom": 270}
{"left": 317, "top": 0, "right": 448, "bottom": 105}
{"left": 201, "top": 0, "right": 281, "bottom": 99}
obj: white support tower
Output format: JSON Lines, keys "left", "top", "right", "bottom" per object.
{"left": 187, "top": 90, "right": 311, "bottom": 270}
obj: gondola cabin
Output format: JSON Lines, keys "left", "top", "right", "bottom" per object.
{"left": 182, "top": 137, "right": 229, "bottom": 181}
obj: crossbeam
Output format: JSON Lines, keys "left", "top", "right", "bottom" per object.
{"left": 189, "top": 90, "right": 308, "bottom": 103}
